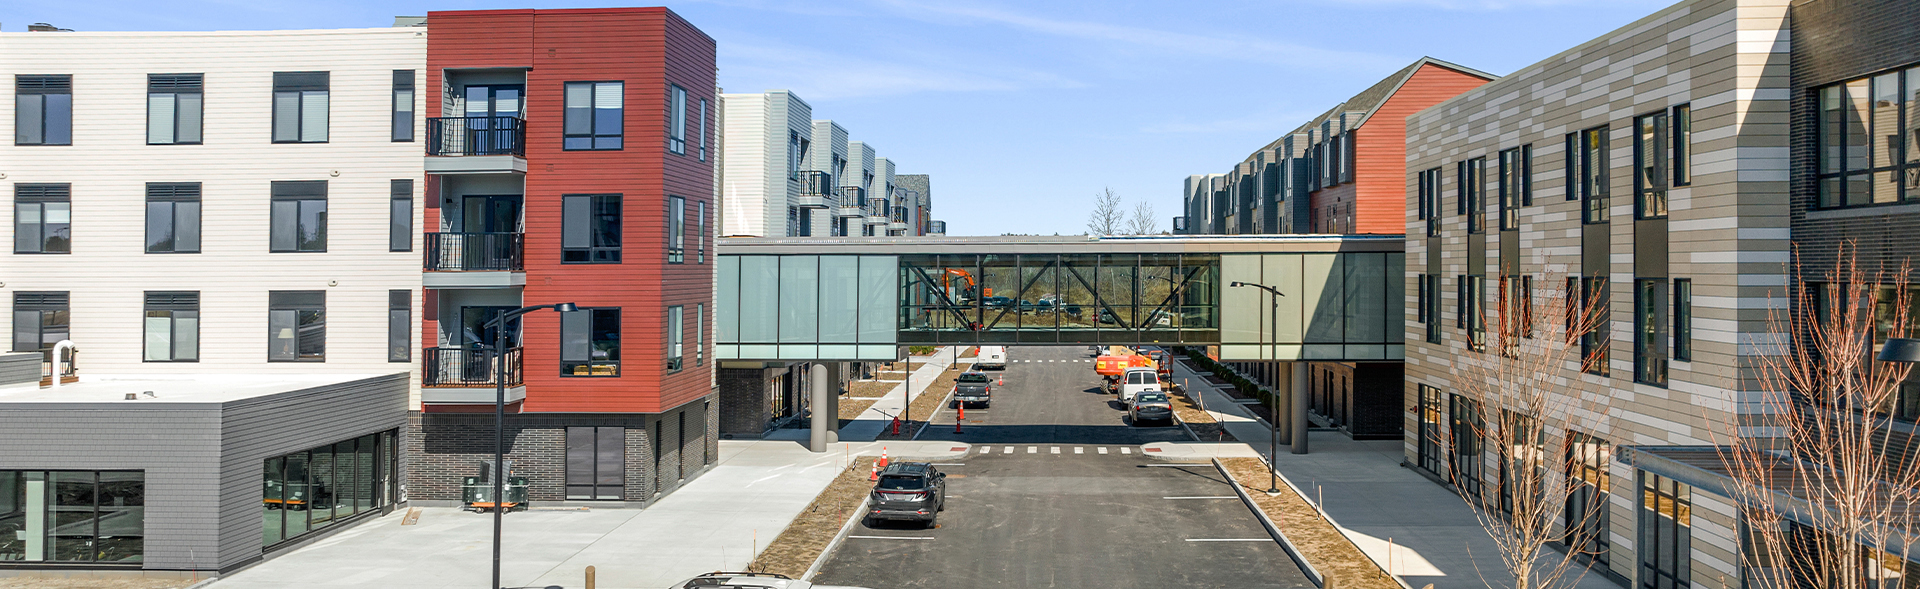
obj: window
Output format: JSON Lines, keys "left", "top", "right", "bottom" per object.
{"left": 143, "top": 291, "right": 198, "bottom": 362}
{"left": 1418, "top": 273, "right": 1429, "bottom": 325}
{"left": 388, "top": 290, "right": 410, "bottom": 363}
{"left": 1816, "top": 67, "right": 1920, "bottom": 208}
{"left": 667, "top": 305, "right": 684, "bottom": 372}
{"left": 695, "top": 303, "right": 705, "bottom": 366}
{"left": 561, "top": 307, "right": 620, "bottom": 376}
{"left": 695, "top": 201, "right": 706, "bottom": 264}
{"left": 1419, "top": 167, "right": 1442, "bottom": 237}
{"left": 391, "top": 70, "right": 414, "bottom": 142}
{"left": 667, "top": 196, "right": 686, "bottom": 264}
{"left": 1580, "top": 125, "right": 1609, "bottom": 223}
{"left": 268, "top": 291, "right": 325, "bottom": 362}
{"left": 562, "top": 194, "right": 621, "bottom": 263}
{"left": 1425, "top": 274, "right": 1443, "bottom": 344}
{"left": 1673, "top": 279, "right": 1692, "bottom": 362}
{"left": 1581, "top": 277, "right": 1610, "bottom": 376}
{"left": 697, "top": 99, "right": 709, "bottom": 161}
{"left": 1565, "top": 133, "right": 1579, "bottom": 201}
{"left": 1496, "top": 410, "right": 1541, "bottom": 517}
{"left": 565, "top": 426, "right": 625, "bottom": 500}
{"left": 787, "top": 130, "right": 811, "bottom": 180}
{"left": 1418, "top": 385, "right": 1444, "bottom": 474}
{"left": 1501, "top": 275, "right": 1534, "bottom": 350}
{"left": 147, "top": 74, "right": 202, "bottom": 145}
{"left": 1461, "top": 157, "right": 1485, "bottom": 234}
{"left": 668, "top": 84, "right": 688, "bottom": 154}
{"left": 1565, "top": 432, "right": 1611, "bottom": 566}
{"left": 271, "top": 72, "right": 329, "bottom": 143}
{"left": 144, "top": 183, "right": 201, "bottom": 254}
{"left": 1635, "top": 110, "right": 1670, "bottom": 219}
{"left": 263, "top": 433, "right": 393, "bottom": 547}
{"left": 1466, "top": 275, "right": 1486, "bottom": 352}
{"left": 1449, "top": 393, "right": 1484, "bottom": 499}
{"left": 1635, "top": 278, "right": 1669, "bottom": 386}
{"left": 389, "top": 180, "right": 413, "bottom": 252}
{"left": 0, "top": 471, "right": 144, "bottom": 563}
{"left": 12, "top": 292, "right": 69, "bottom": 355}
{"left": 564, "top": 81, "right": 624, "bottom": 150}
{"left": 1342, "top": 130, "right": 1357, "bottom": 184}
{"left": 270, "top": 181, "right": 327, "bottom": 253}
{"left": 1499, "top": 148, "right": 1523, "bottom": 230}
{"left": 1671, "top": 104, "right": 1691, "bottom": 187}
{"left": 15, "top": 75, "right": 72, "bottom": 146}
{"left": 15, "top": 183, "right": 72, "bottom": 254}
{"left": 1639, "top": 472, "right": 1692, "bottom": 589}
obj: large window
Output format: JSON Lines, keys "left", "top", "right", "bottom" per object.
{"left": 1817, "top": 67, "right": 1920, "bottom": 208}
{"left": 1565, "top": 432, "right": 1611, "bottom": 566}
{"left": 1424, "top": 274, "right": 1442, "bottom": 344}
{"left": 667, "top": 305, "right": 684, "bottom": 373}
{"left": 668, "top": 196, "right": 686, "bottom": 264}
{"left": 1639, "top": 472, "right": 1692, "bottom": 589}
{"left": 561, "top": 307, "right": 620, "bottom": 377}
{"left": 271, "top": 72, "right": 328, "bottom": 143}
{"left": 15, "top": 75, "right": 72, "bottom": 146}
{"left": 391, "top": 70, "right": 414, "bottom": 142}
{"left": 268, "top": 291, "right": 325, "bottom": 362}
{"left": 15, "top": 183, "right": 71, "bottom": 254}
{"left": 1580, "top": 125, "right": 1610, "bottom": 224}
{"left": 1418, "top": 167, "right": 1442, "bottom": 237}
{"left": 1672, "top": 104, "right": 1691, "bottom": 187}
{"left": 1636, "top": 278, "right": 1669, "bottom": 386}
{"left": 143, "top": 291, "right": 198, "bottom": 362}
{"left": 562, "top": 194, "right": 621, "bottom": 263}
{"left": 1460, "top": 157, "right": 1486, "bottom": 234}
{"left": 270, "top": 181, "right": 327, "bottom": 253}
{"left": 565, "top": 427, "right": 625, "bottom": 500}
{"left": 1449, "top": 393, "right": 1484, "bottom": 499}
{"left": 390, "top": 180, "right": 413, "bottom": 252}
{"left": 1635, "top": 110, "right": 1670, "bottom": 219}
{"left": 1674, "top": 279, "right": 1692, "bottom": 362}
{"left": 564, "top": 81, "right": 623, "bottom": 150}
{"left": 1418, "top": 385, "right": 1444, "bottom": 474}
{"left": 1565, "top": 132, "right": 1579, "bottom": 202}
{"left": 147, "top": 74, "right": 202, "bottom": 145}
{"left": 12, "top": 292, "right": 69, "bottom": 355}
{"left": 669, "top": 85, "right": 688, "bottom": 155}
{"left": 1498, "top": 147, "right": 1528, "bottom": 231}
{"left": 0, "top": 470, "right": 144, "bottom": 563}
{"left": 1464, "top": 275, "right": 1486, "bottom": 353}
{"left": 146, "top": 182, "right": 201, "bottom": 254}
{"left": 388, "top": 290, "right": 410, "bottom": 363}
{"left": 1581, "top": 277, "right": 1610, "bottom": 376}
{"left": 263, "top": 432, "right": 395, "bottom": 547}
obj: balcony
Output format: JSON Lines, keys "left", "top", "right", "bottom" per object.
{"left": 423, "top": 232, "right": 525, "bottom": 289}
{"left": 425, "top": 116, "right": 528, "bottom": 175}
{"left": 422, "top": 347, "right": 525, "bottom": 404}
{"left": 796, "top": 171, "right": 834, "bottom": 209}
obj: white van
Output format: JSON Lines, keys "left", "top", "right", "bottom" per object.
{"left": 976, "top": 346, "right": 1007, "bottom": 370}
{"left": 1119, "top": 367, "right": 1162, "bottom": 405}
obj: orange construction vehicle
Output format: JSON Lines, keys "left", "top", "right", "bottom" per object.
{"left": 1095, "top": 349, "right": 1151, "bottom": 393}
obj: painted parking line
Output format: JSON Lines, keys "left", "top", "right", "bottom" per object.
{"left": 1027, "top": 446, "right": 1037, "bottom": 454}
{"left": 977, "top": 446, "right": 991, "bottom": 454}
{"left": 1003, "top": 446, "right": 1014, "bottom": 454}
{"left": 1184, "top": 538, "right": 1273, "bottom": 542}
{"left": 1097, "top": 447, "right": 1109, "bottom": 454}
{"left": 1121, "top": 447, "right": 1132, "bottom": 454}
{"left": 849, "top": 536, "right": 937, "bottom": 540}
{"left": 1050, "top": 447, "right": 1060, "bottom": 454}
{"left": 1074, "top": 447, "right": 1084, "bottom": 454}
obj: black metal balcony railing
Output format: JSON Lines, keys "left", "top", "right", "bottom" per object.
{"left": 799, "top": 170, "right": 833, "bottom": 196}
{"left": 426, "top": 116, "right": 526, "bottom": 157}
{"left": 425, "top": 232, "right": 525, "bottom": 272}
{"left": 423, "top": 347, "right": 524, "bottom": 388}
{"left": 837, "top": 186, "right": 866, "bottom": 204}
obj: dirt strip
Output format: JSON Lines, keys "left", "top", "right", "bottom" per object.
{"left": 0, "top": 579, "right": 201, "bottom": 589}
{"left": 1171, "top": 384, "right": 1237, "bottom": 442}
{"left": 747, "top": 456, "right": 879, "bottom": 578}
{"left": 1219, "top": 457, "right": 1400, "bottom": 589}
{"left": 879, "top": 368, "right": 964, "bottom": 440}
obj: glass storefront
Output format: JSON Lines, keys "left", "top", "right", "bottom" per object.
{"left": 263, "top": 431, "right": 396, "bottom": 547}
{"left": 0, "top": 470, "right": 145, "bottom": 564}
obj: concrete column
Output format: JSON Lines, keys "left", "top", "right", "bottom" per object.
{"left": 825, "top": 363, "right": 843, "bottom": 443}
{"left": 1273, "top": 362, "right": 1292, "bottom": 446}
{"left": 808, "top": 363, "right": 830, "bottom": 452}
{"left": 1291, "top": 360, "right": 1310, "bottom": 454}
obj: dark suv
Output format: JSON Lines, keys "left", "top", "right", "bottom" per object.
{"left": 868, "top": 462, "right": 946, "bottom": 528}
{"left": 951, "top": 371, "right": 991, "bottom": 408}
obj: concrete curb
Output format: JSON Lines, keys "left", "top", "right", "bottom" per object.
{"left": 1235, "top": 453, "right": 1418, "bottom": 589}
{"left": 1214, "top": 457, "right": 1325, "bottom": 589}
{"left": 802, "top": 495, "right": 871, "bottom": 581}
{"left": 908, "top": 387, "right": 958, "bottom": 441}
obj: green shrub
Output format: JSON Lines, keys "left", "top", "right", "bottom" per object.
{"left": 908, "top": 346, "right": 938, "bottom": 356}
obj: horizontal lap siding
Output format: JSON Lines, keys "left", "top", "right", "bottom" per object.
{"left": 1355, "top": 65, "right": 1492, "bottom": 235}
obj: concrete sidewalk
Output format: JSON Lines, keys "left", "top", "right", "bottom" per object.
{"left": 209, "top": 439, "right": 967, "bottom": 589}
{"left": 1166, "top": 357, "right": 1621, "bottom": 589}
{"left": 836, "top": 347, "right": 970, "bottom": 441}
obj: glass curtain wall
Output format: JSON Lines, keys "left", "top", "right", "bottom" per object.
{"left": 896, "top": 253, "right": 1220, "bottom": 344}
{"left": 262, "top": 431, "right": 396, "bottom": 548}
{"left": 0, "top": 470, "right": 144, "bottom": 564}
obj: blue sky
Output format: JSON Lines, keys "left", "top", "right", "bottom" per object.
{"left": 7, "top": 0, "right": 1677, "bottom": 235}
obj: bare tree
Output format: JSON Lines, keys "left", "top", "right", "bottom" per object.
{"left": 1448, "top": 267, "right": 1613, "bottom": 589}
{"left": 1087, "top": 187, "right": 1123, "bottom": 235}
{"left": 1717, "top": 244, "right": 1919, "bottom": 589}
{"left": 1127, "top": 200, "right": 1158, "bottom": 235}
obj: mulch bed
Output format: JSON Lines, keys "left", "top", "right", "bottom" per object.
{"left": 0, "top": 579, "right": 201, "bottom": 589}
{"left": 848, "top": 380, "right": 900, "bottom": 398}
{"left": 876, "top": 368, "right": 963, "bottom": 440}
{"left": 1219, "top": 457, "right": 1400, "bottom": 589}
{"left": 1170, "top": 385, "right": 1237, "bottom": 442}
{"left": 748, "top": 457, "right": 878, "bottom": 578}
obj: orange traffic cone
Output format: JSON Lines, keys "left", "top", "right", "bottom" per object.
{"left": 997, "top": 375, "right": 1004, "bottom": 386}
{"left": 878, "top": 447, "right": 890, "bottom": 470}
{"left": 869, "top": 459, "right": 879, "bottom": 481}
{"left": 955, "top": 405, "right": 966, "bottom": 434}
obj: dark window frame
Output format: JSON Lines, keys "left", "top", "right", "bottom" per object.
{"left": 1580, "top": 125, "right": 1610, "bottom": 224}
{"left": 560, "top": 307, "right": 621, "bottom": 377}
{"left": 697, "top": 98, "right": 709, "bottom": 161}
{"left": 389, "top": 180, "right": 413, "bottom": 252}
{"left": 1462, "top": 157, "right": 1486, "bottom": 234}
{"left": 667, "top": 196, "right": 686, "bottom": 264}
{"left": 143, "top": 291, "right": 200, "bottom": 362}
{"left": 145, "top": 182, "right": 201, "bottom": 254}
{"left": 15, "top": 74, "right": 73, "bottom": 146}
{"left": 1814, "top": 66, "right": 1917, "bottom": 209}
{"left": 562, "top": 194, "right": 622, "bottom": 264}
{"left": 1565, "top": 133, "right": 1579, "bottom": 202}
{"left": 12, "top": 291, "right": 70, "bottom": 355}
{"left": 1564, "top": 431, "right": 1611, "bottom": 566}
{"left": 391, "top": 70, "right": 415, "bottom": 143}
{"left": 269, "top": 181, "right": 328, "bottom": 253}
{"left": 1426, "top": 274, "right": 1443, "bottom": 344}
{"left": 1638, "top": 472, "right": 1692, "bottom": 589}
{"left": 388, "top": 290, "right": 410, "bottom": 363}
{"left": 268, "top": 290, "right": 325, "bottom": 362}
{"left": 270, "top": 71, "right": 330, "bottom": 144}
{"left": 1671, "top": 104, "right": 1691, "bottom": 187}
{"left": 1499, "top": 147, "right": 1523, "bottom": 231}
{"left": 1581, "top": 276, "right": 1611, "bottom": 376}
{"left": 1634, "top": 110, "right": 1670, "bottom": 219}
{"left": 565, "top": 426, "right": 625, "bottom": 500}
{"left": 563, "top": 81, "right": 625, "bottom": 151}
{"left": 1673, "top": 279, "right": 1692, "bottom": 362}
{"left": 666, "top": 305, "right": 684, "bottom": 373}
{"left": 147, "top": 73, "right": 204, "bottom": 146}
{"left": 1635, "top": 278, "right": 1669, "bottom": 387}
{"left": 15, "top": 183, "right": 73, "bottom": 254}
{"left": 668, "top": 84, "right": 688, "bottom": 155}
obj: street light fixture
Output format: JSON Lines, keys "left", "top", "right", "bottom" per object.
{"left": 486, "top": 302, "right": 575, "bottom": 589}
{"left": 1228, "top": 281, "right": 1284, "bottom": 494}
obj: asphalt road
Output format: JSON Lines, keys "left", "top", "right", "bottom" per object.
{"left": 813, "top": 345, "right": 1313, "bottom": 589}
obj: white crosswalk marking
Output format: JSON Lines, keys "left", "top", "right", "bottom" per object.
{"left": 1098, "top": 447, "right": 1109, "bottom": 454}
{"left": 978, "top": 446, "right": 991, "bottom": 454}
{"left": 1027, "top": 446, "right": 1037, "bottom": 454}
{"left": 1121, "top": 447, "right": 1132, "bottom": 455}
{"left": 1050, "top": 447, "right": 1060, "bottom": 454}
{"left": 1003, "top": 446, "right": 1014, "bottom": 454}
{"left": 1074, "top": 447, "right": 1084, "bottom": 454}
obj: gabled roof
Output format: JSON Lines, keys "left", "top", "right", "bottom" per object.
{"left": 1243, "top": 57, "right": 1495, "bottom": 162}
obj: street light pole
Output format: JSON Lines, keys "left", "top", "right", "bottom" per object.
{"left": 489, "top": 302, "right": 575, "bottom": 589}
{"left": 1230, "top": 281, "right": 1284, "bottom": 494}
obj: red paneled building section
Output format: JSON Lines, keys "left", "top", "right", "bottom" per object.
{"left": 425, "top": 8, "right": 716, "bottom": 414}
{"left": 1314, "top": 60, "right": 1493, "bottom": 235}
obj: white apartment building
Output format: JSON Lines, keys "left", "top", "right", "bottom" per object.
{"left": 718, "top": 90, "right": 812, "bottom": 237}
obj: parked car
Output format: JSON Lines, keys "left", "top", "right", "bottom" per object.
{"left": 982, "top": 296, "right": 1014, "bottom": 308}
{"left": 976, "top": 346, "right": 1007, "bottom": 370}
{"left": 868, "top": 462, "right": 946, "bottom": 528}
{"left": 1118, "top": 367, "right": 1162, "bottom": 405}
{"left": 1061, "top": 303, "right": 1083, "bottom": 318}
{"left": 668, "top": 571, "right": 872, "bottom": 589}
{"left": 1128, "top": 391, "right": 1174, "bottom": 425}
{"left": 951, "top": 371, "right": 992, "bottom": 408}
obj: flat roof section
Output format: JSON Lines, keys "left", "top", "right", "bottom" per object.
{"left": 0, "top": 373, "right": 402, "bottom": 408}
{"left": 717, "top": 234, "right": 1404, "bottom": 256}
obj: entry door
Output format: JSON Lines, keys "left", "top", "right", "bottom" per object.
{"left": 462, "top": 195, "right": 521, "bottom": 233}
{"left": 460, "top": 306, "right": 521, "bottom": 348}
{"left": 463, "top": 85, "right": 523, "bottom": 153}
